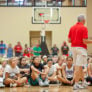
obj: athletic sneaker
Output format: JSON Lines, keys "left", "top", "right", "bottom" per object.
{"left": 73, "top": 83, "right": 84, "bottom": 90}
{"left": 10, "top": 83, "right": 17, "bottom": 87}
{"left": 0, "top": 83, "right": 5, "bottom": 88}
{"left": 13, "top": 83, "right": 17, "bottom": 87}
{"left": 82, "top": 81, "right": 89, "bottom": 88}
{"left": 73, "top": 84, "right": 79, "bottom": 90}
{"left": 10, "top": 83, "right": 13, "bottom": 87}
{"left": 86, "top": 82, "right": 91, "bottom": 86}
{"left": 24, "top": 82, "right": 30, "bottom": 87}
{"left": 77, "top": 84, "right": 84, "bottom": 89}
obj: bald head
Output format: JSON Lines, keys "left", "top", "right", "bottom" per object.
{"left": 77, "top": 14, "right": 86, "bottom": 24}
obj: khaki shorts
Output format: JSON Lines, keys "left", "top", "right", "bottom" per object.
{"left": 71, "top": 47, "right": 87, "bottom": 66}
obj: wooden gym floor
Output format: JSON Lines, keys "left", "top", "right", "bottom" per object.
{"left": 0, "top": 86, "right": 92, "bottom": 92}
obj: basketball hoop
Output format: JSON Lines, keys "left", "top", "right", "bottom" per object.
{"left": 44, "top": 20, "right": 50, "bottom": 24}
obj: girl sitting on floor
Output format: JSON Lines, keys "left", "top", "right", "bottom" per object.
{"left": 57, "top": 56, "right": 74, "bottom": 85}
{"left": 4, "top": 57, "right": 27, "bottom": 87}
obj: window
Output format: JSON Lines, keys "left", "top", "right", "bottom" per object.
{"left": 0, "top": 0, "right": 87, "bottom": 7}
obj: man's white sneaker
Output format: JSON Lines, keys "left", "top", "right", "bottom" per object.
{"left": 73, "top": 83, "right": 85, "bottom": 90}
{"left": 82, "top": 81, "right": 89, "bottom": 88}
{"left": 77, "top": 84, "right": 85, "bottom": 89}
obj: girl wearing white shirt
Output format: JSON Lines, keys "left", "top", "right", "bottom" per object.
{"left": 4, "top": 57, "right": 27, "bottom": 87}
{"left": 57, "top": 56, "right": 74, "bottom": 85}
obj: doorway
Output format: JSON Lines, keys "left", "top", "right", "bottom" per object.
{"left": 29, "top": 31, "right": 52, "bottom": 51}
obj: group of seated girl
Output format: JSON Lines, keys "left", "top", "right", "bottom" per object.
{"left": 0, "top": 55, "right": 92, "bottom": 87}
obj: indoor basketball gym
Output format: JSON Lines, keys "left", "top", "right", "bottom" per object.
{"left": 0, "top": 0, "right": 92, "bottom": 92}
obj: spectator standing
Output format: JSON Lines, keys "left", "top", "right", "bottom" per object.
{"left": 7, "top": 44, "right": 13, "bottom": 58}
{"left": 0, "top": 40, "right": 6, "bottom": 57}
{"left": 14, "top": 42, "right": 22, "bottom": 57}
{"left": 61, "top": 41, "right": 69, "bottom": 56}
{"left": 24, "top": 44, "right": 30, "bottom": 52}
{"left": 23, "top": 49, "right": 32, "bottom": 58}
{"left": 51, "top": 44, "right": 59, "bottom": 56}
{"left": 33, "top": 44, "right": 42, "bottom": 56}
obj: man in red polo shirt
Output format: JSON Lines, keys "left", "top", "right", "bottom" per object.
{"left": 68, "top": 15, "right": 92, "bottom": 90}
{"left": 14, "top": 42, "right": 22, "bottom": 57}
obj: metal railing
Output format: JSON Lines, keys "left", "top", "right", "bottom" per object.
{"left": 0, "top": 0, "right": 87, "bottom": 7}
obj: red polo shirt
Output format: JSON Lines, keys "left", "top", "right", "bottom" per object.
{"left": 68, "top": 22, "right": 88, "bottom": 49}
{"left": 14, "top": 45, "right": 22, "bottom": 52}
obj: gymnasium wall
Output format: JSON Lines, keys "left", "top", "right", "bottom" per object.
{"left": 87, "top": 0, "right": 92, "bottom": 55}
{"left": 0, "top": 7, "right": 86, "bottom": 51}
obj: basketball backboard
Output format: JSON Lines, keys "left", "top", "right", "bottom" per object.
{"left": 32, "top": 7, "right": 61, "bottom": 24}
